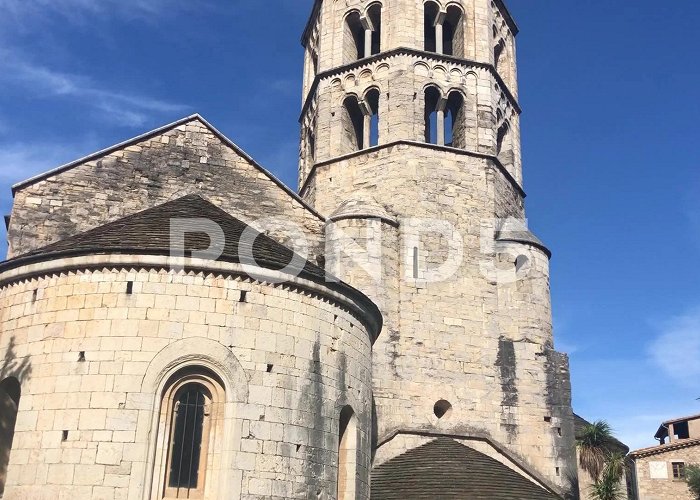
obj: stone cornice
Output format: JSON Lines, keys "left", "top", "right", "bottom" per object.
{"left": 300, "top": 47, "right": 521, "bottom": 121}
{"left": 0, "top": 253, "right": 383, "bottom": 344}
{"left": 300, "top": 140, "right": 526, "bottom": 199}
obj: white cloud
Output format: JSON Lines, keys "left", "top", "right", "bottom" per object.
{"left": 0, "top": 54, "right": 189, "bottom": 128}
{"left": 649, "top": 306, "right": 700, "bottom": 386}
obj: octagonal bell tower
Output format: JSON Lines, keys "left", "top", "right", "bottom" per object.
{"left": 299, "top": 1, "right": 577, "bottom": 497}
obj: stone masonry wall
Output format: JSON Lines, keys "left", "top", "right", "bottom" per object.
{"left": 302, "top": 143, "right": 575, "bottom": 493}
{"left": 8, "top": 117, "right": 325, "bottom": 261}
{"left": 0, "top": 261, "right": 375, "bottom": 500}
{"left": 634, "top": 445, "right": 700, "bottom": 500}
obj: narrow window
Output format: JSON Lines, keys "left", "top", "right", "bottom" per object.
{"left": 156, "top": 369, "right": 224, "bottom": 500}
{"left": 0, "top": 378, "right": 21, "bottom": 498}
{"left": 367, "top": 3, "right": 382, "bottom": 56}
{"left": 413, "top": 246, "right": 419, "bottom": 279}
{"left": 424, "top": 1, "right": 440, "bottom": 53}
{"left": 496, "top": 121, "right": 514, "bottom": 169}
{"left": 443, "top": 5, "right": 464, "bottom": 57}
{"left": 342, "top": 96, "right": 365, "bottom": 152}
{"left": 445, "top": 91, "right": 465, "bottom": 148}
{"left": 364, "top": 88, "right": 380, "bottom": 148}
{"left": 344, "top": 11, "right": 365, "bottom": 62}
{"left": 424, "top": 86, "right": 442, "bottom": 144}
{"left": 337, "top": 406, "right": 358, "bottom": 500}
{"left": 494, "top": 38, "right": 506, "bottom": 72}
{"left": 672, "top": 462, "right": 686, "bottom": 479}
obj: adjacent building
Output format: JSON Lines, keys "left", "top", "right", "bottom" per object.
{"left": 630, "top": 413, "right": 700, "bottom": 500}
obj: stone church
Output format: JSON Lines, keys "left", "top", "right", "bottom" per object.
{"left": 0, "top": 1, "right": 581, "bottom": 499}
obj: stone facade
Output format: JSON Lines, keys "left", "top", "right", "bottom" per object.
{"left": 0, "top": 0, "right": 579, "bottom": 498}
{"left": 7, "top": 117, "right": 325, "bottom": 262}
{"left": 301, "top": 0, "right": 576, "bottom": 496}
{"left": 631, "top": 442, "right": 700, "bottom": 500}
{"left": 0, "top": 256, "right": 378, "bottom": 500}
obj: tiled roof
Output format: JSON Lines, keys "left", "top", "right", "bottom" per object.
{"left": 370, "top": 437, "right": 560, "bottom": 500}
{"left": 1, "top": 195, "right": 324, "bottom": 280}
{"left": 629, "top": 437, "right": 700, "bottom": 458}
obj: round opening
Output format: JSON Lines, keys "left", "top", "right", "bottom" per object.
{"left": 433, "top": 400, "right": 452, "bottom": 420}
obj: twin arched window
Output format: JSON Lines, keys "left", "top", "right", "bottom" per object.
{"left": 425, "top": 86, "right": 466, "bottom": 148}
{"left": 342, "top": 88, "right": 380, "bottom": 153}
{"left": 424, "top": 2, "right": 465, "bottom": 57}
{"left": 344, "top": 4, "right": 382, "bottom": 63}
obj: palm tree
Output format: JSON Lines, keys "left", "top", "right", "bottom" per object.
{"left": 577, "top": 420, "right": 614, "bottom": 480}
{"left": 577, "top": 421, "right": 628, "bottom": 500}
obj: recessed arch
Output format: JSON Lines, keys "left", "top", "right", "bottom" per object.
{"left": 344, "top": 10, "right": 365, "bottom": 62}
{"left": 337, "top": 405, "right": 358, "bottom": 500}
{"left": 424, "top": 85, "right": 443, "bottom": 144}
{"left": 497, "top": 120, "right": 514, "bottom": 170}
{"left": 342, "top": 95, "right": 365, "bottom": 152}
{"left": 424, "top": 1, "right": 441, "bottom": 53}
{"left": 154, "top": 367, "right": 226, "bottom": 500}
{"left": 445, "top": 89, "right": 465, "bottom": 148}
{"left": 364, "top": 87, "right": 381, "bottom": 147}
{"left": 366, "top": 2, "right": 383, "bottom": 56}
{"left": 0, "top": 377, "right": 21, "bottom": 498}
{"left": 443, "top": 4, "right": 465, "bottom": 57}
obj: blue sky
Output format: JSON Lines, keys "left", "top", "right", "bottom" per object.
{"left": 0, "top": 0, "right": 698, "bottom": 450}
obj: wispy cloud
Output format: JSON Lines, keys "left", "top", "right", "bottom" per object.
{"left": 0, "top": 0, "right": 192, "bottom": 27}
{"left": 649, "top": 306, "right": 700, "bottom": 386}
{"left": 0, "top": 53, "right": 189, "bottom": 127}
{"left": 0, "top": 139, "right": 99, "bottom": 188}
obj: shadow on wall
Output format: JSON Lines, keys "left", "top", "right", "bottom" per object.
{"left": 0, "top": 337, "right": 32, "bottom": 498}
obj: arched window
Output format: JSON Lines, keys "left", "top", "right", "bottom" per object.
{"left": 0, "top": 377, "right": 20, "bottom": 498}
{"left": 497, "top": 121, "right": 514, "bottom": 169}
{"left": 344, "top": 11, "right": 365, "bottom": 62}
{"left": 445, "top": 90, "right": 465, "bottom": 148}
{"left": 337, "top": 406, "right": 357, "bottom": 500}
{"left": 367, "top": 3, "right": 382, "bottom": 56}
{"left": 443, "top": 5, "right": 464, "bottom": 57}
{"left": 424, "top": 1, "right": 440, "bottom": 53}
{"left": 342, "top": 96, "right": 365, "bottom": 152}
{"left": 364, "top": 88, "right": 380, "bottom": 148}
{"left": 424, "top": 86, "right": 442, "bottom": 144}
{"left": 155, "top": 368, "right": 225, "bottom": 500}
{"left": 494, "top": 37, "right": 506, "bottom": 72}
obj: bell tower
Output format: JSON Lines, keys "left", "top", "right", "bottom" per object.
{"left": 299, "top": 1, "right": 577, "bottom": 497}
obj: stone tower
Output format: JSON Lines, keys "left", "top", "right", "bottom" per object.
{"left": 299, "top": 0, "right": 577, "bottom": 496}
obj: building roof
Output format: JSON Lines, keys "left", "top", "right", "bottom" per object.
{"left": 654, "top": 412, "right": 700, "bottom": 440}
{"left": 10, "top": 114, "right": 325, "bottom": 222}
{"left": 0, "top": 195, "right": 323, "bottom": 276}
{"left": 370, "top": 437, "right": 560, "bottom": 500}
{"left": 629, "top": 437, "right": 700, "bottom": 459}
{"left": 574, "top": 414, "right": 629, "bottom": 455}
